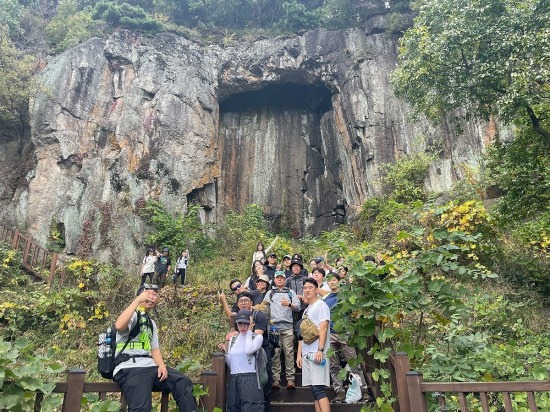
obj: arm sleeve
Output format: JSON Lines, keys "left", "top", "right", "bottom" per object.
{"left": 244, "top": 331, "right": 263, "bottom": 355}
{"left": 151, "top": 319, "right": 160, "bottom": 350}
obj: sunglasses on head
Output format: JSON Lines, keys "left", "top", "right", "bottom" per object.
{"left": 143, "top": 283, "right": 159, "bottom": 291}
{"left": 231, "top": 283, "right": 242, "bottom": 291}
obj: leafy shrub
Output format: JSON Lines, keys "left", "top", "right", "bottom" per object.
{"left": 93, "top": 0, "right": 163, "bottom": 32}
{"left": 141, "top": 200, "right": 216, "bottom": 261}
{"left": 381, "top": 153, "right": 433, "bottom": 203}
{"left": 0, "top": 337, "right": 65, "bottom": 411}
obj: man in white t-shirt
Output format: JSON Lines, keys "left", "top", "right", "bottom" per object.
{"left": 296, "top": 278, "right": 331, "bottom": 412}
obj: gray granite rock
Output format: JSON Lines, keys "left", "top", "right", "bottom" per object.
{"left": 0, "top": 23, "right": 500, "bottom": 266}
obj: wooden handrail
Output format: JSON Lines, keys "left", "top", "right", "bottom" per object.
{"left": 0, "top": 224, "right": 58, "bottom": 286}
{"left": 29, "top": 364, "right": 221, "bottom": 412}
{"left": 406, "top": 368, "right": 550, "bottom": 412}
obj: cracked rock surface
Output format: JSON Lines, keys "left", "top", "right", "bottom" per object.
{"left": 0, "top": 21, "right": 498, "bottom": 266}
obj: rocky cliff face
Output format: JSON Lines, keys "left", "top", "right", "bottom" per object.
{"left": 0, "top": 18, "right": 498, "bottom": 265}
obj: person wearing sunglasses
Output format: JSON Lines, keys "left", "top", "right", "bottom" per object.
{"left": 219, "top": 278, "right": 248, "bottom": 322}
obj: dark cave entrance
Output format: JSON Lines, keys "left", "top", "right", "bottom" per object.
{"left": 220, "top": 83, "right": 333, "bottom": 114}
{"left": 217, "top": 83, "right": 346, "bottom": 236}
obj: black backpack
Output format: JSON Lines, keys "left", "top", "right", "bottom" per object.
{"left": 97, "top": 313, "right": 143, "bottom": 379}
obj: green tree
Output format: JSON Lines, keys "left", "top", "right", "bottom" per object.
{"left": 0, "top": 30, "right": 38, "bottom": 139}
{"left": 0, "top": 0, "right": 24, "bottom": 39}
{"left": 45, "top": 0, "right": 96, "bottom": 52}
{"left": 391, "top": 0, "right": 550, "bottom": 145}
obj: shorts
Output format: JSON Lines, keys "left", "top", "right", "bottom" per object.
{"left": 301, "top": 352, "right": 330, "bottom": 386}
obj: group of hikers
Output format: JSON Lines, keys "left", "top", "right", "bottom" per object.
{"left": 217, "top": 242, "right": 371, "bottom": 412}
{"left": 139, "top": 247, "right": 189, "bottom": 288}
{"left": 110, "top": 241, "right": 372, "bottom": 412}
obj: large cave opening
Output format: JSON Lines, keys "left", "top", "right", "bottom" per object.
{"left": 217, "top": 83, "right": 346, "bottom": 236}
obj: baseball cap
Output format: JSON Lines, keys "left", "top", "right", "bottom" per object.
{"left": 237, "top": 291, "right": 253, "bottom": 302}
{"left": 290, "top": 258, "right": 303, "bottom": 269}
{"left": 236, "top": 309, "right": 252, "bottom": 324}
{"left": 274, "top": 271, "right": 286, "bottom": 278}
{"left": 283, "top": 255, "right": 291, "bottom": 260}
{"left": 256, "top": 274, "right": 270, "bottom": 284}
{"left": 315, "top": 256, "right": 324, "bottom": 263}
{"left": 269, "top": 253, "right": 277, "bottom": 258}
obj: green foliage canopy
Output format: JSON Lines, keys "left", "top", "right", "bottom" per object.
{"left": 0, "top": 30, "right": 38, "bottom": 138}
{"left": 391, "top": 0, "right": 550, "bottom": 145}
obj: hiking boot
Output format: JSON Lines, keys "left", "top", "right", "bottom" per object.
{"left": 362, "top": 387, "right": 374, "bottom": 402}
{"left": 334, "top": 389, "right": 346, "bottom": 403}
{"left": 286, "top": 381, "right": 296, "bottom": 390}
{"left": 272, "top": 381, "right": 281, "bottom": 390}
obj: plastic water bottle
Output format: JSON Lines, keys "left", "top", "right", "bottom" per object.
{"left": 307, "top": 353, "right": 326, "bottom": 366}
{"left": 104, "top": 327, "right": 112, "bottom": 358}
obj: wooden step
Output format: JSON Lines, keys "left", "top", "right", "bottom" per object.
{"left": 271, "top": 387, "right": 336, "bottom": 402}
{"left": 269, "top": 401, "right": 366, "bottom": 412}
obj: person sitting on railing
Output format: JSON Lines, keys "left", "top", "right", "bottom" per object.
{"left": 113, "top": 284, "right": 197, "bottom": 412}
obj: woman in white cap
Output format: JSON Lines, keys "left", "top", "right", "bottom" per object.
{"left": 218, "top": 309, "right": 264, "bottom": 411}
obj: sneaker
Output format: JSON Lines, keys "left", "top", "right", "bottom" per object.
{"left": 334, "top": 389, "right": 346, "bottom": 403}
{"left": 272, "top": 381, "right": 281, "bottom": 390}
{"left": 286, "top": 381, "right": 296, "bottom": 390}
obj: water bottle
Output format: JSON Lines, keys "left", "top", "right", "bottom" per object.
{"left": 307, "top": 353, "right": 326, "bottom": 366}
{"left": 104, "top": 327, "right": 112, "bottom": 358}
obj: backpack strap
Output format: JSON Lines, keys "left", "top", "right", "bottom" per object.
{"left": 228, "top": 335, "right": 237, "bottom": 351}
{"left": 114, "top": 311, "right": 144, "bottom": 361}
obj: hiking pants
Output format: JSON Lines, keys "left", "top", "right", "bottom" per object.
{"left": 226, "top": 373, "right": 264, "bottom": 412}
{"left": 153, "top": 271, "right": 167, "bottom": 287}
{"left": 175, "top": 268, "right": 186, "bottom": 285}
{"left": 329, "top": 332, "right": 367, "bottom": 392}
{"left": 272, "top": 328, "right": 295, "bottom": 383}
{"left": 140, "top": 273, "right": 154, "bottom": 287}
{"left": 114, "top": 366, "right": 197, "bottom": 412}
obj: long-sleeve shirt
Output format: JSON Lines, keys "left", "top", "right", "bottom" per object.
{"left": 225, "top": 331, "right": 263, "bottom": 374}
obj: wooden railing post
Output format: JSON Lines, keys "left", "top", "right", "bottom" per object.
{"left": 160, "top": 392, "right": 169, "bottom": 412}
{"left": 200, "top": 370, "right": 218, "bottom": 412}
{"left": 11, "top": 229, "right": 20, "bottom": 249}
{"left": 62, "top": 368, "right": 86, "bottom": 412}
{"left": 406, "top": 371, "right": 428, "bottom": 412}
{"left": 211, "top": 352, "right": 226, "bottom": 409}
{"left": 392, "top": 352, "right": 411, "bottom": 412}
{"left": 48, "top": 253, "right": 58, "bottom": 287}
{"left": 23, "top": 236, "right": 32, "bottom": 268}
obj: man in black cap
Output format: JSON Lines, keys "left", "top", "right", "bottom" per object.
{"left": 235, "top": 291, "right": 272, "bottom": 412}
{"left": 285, "top": 258, "right": 307, "bottom": 334}
{"left": 153, "top": 248, "right": 171, "bottom": 288}
{"left": 264, "top": 253, "right": 278, "bottom": 281}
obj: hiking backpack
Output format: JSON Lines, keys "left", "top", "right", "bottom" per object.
{"left": 97, "top": 313, "right": 142, "bottom": 379}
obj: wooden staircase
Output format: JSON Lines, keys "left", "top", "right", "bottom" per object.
{"left": 269, "top": 370, "right": 371, "bottom": 411}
